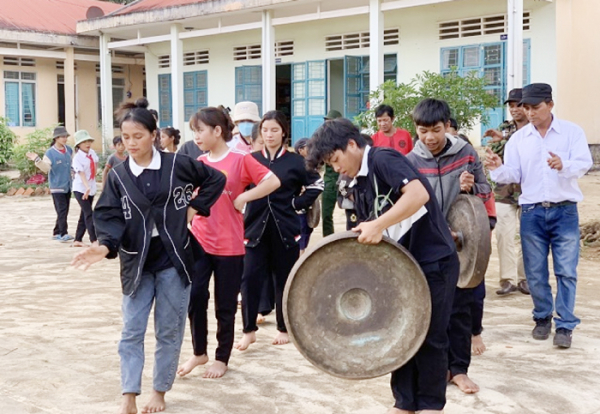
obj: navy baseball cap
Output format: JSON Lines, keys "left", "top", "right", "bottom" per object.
{"left": 520, "top": 83, "right": 552, "bottom": 105}
{"left": 504, "top": 88, "right": 523, "bottom": 104}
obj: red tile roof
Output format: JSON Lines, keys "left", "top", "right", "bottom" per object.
{"left": 111, "top": 0, "right": 209, "bottom": 16}
{"left": 0, "top": 0, "right": 122, "bottom": 35}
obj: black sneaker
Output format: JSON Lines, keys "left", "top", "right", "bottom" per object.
{"left": 532, "top": 318, "right": 552, "bottom": 340}
{"left": 553, "top": 328, "right": 572, "bottom": 348}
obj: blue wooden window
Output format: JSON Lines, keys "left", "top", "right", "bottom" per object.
{"left": 440, "top": 40, "right": 531, "bottom": 140}
{"left": 235, "top": 66, "right": 262, "bottom": 115}
{"left": 291, "top": 61, "right": 327, "bottom": 143}
{"left": 184, "top": 70, "right": 208, "bottom": 121}
{"left": 158, "top": 74, "right": 172, "bottom": 127}
{"left": 344, "top": 54, "right": 397, "bottom": 120}
{"left": 4, "top": 71, "right": 36, "bottom": 127}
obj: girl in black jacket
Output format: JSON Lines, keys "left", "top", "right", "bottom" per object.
{"left": 72, "top": 98, "right": 225, "bottom": 414}
{"left": 235, "top": 111, "right": 323, "bottom": 351}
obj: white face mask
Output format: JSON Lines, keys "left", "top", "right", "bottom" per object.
{"left": 238, "top": 121, "right": 255, "bottom": 138}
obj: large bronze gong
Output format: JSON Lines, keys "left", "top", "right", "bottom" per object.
{"left": 283, "top": 232, "right": 431, "bottom": 380}
{"left": 447, "top": 194, "right": 492, "bottom": 289}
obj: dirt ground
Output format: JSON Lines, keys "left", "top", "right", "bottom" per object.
{"left": 1, "top": 172, "right": 599, "bottom": 414}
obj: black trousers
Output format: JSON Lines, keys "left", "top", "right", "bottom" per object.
{"left": 74, "top": 191, "right": 97, "bottom": 243}
{"left": 471, "top": 280, "right": 485, "bottom": 336}
{"left": 258, "top": 272, "right": 275, "bottom": 316}
{"left": 241, "top": 217, "right": 299, "bottom": 333}
{"left": 51, "top": 192, "right": 71, "bottom": 236}
{"left": 448, "top": 286, "right": 474, "bottom": 377}
{"left": 391, "top": 253, "right": 459, "bottom": 412}
{"left": 188, "top": 247, "right": 244, "bottom": 364}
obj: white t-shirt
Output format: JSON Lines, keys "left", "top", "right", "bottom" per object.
{"left": 72, "top": 149, "right": 99, "bottom": 195}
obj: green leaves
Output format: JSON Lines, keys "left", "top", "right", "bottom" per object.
{"left": 355, "top": 69, "right": 498, "bottom": 137}
{"left": 11, "top": 125, "right": 56, "bottom": 179}
{"left": 0, "top": 117, "right": 16, "bottom": 166}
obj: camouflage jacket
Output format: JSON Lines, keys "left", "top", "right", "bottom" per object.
{"left": 488, "top": 120, "right": 521, "bottom": 205}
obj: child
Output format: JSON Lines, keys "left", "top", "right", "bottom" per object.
{"left": 235, "top": 111, "right": 323, "bottom": 350}
{"left": 293, "top": 138, "right": 315, "bottom": 254}
{"left": 26, "top": 126, "right": 74, "bottom": 242}
{"left": 229, "top": 101, "right": 260, "bottom": 153}
{"left": 160, "top": 127, "right": 181, "bottom": 153}
{"left": 71, "top": 98, "right": 226, "bottom": 414}
{"left": 307, "top": 118, "right": 458, "bottom": 414}
{"left": 405, "top": 98, "right": 495, "bottom": 395}
{"left": 177, "top": 107, "right": 280, "bottom": 379}
{"left": 71, "top": 130, "right": 99, "bottom": 247}
{"left": 102, "top": 136, "right": 127, "bottom": 185}
{"left": 251, "top": 122, "right": 264, "bottom": 152}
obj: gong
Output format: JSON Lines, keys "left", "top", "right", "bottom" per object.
{"left": 447, "top": 194, "right": 492, "bottom": 289}
{"left": 283, "top": 232, "right": 431, "bottom": 380}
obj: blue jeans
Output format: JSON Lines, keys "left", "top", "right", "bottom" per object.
{"left": 119, "top": 267, "right": 191, "bottom": 394}
{"left": 520, "top": 203, "right": 580, "bottom": 330}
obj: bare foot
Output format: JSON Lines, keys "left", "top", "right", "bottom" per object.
{"left": 119, "top": 393, "right": 137, "bottom": 414}
{"left": 256, "top": 313, "right": 266, "bottom": 324}
{"left": 72, "top": 241, "right": 87, "bottom": 247}
{"left": 234, "top": 331, "right": 256, "bottom": 351}
{"left": 91, "top": 241, "right": 99, "bottom": 247}
{"left": 141, "top": 390, "right": 166, "bottom": 413}
{"left": 272, "top": 331, "right": 289, "bottom": 345}
{"left": 451, "top": 373, "right": 480, "bottom": 394}
{"left": 177, "top": 354, "right": 208, "bottom": 377}
{"left": 472, "top": 334, "right": 486, "bottom": 356}
{"left": 203, "top": 361, "right": 228, "bottom": 379}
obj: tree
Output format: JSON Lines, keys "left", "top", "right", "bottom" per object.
{"left": 355, "top": 69, "right": 498, "bottom": 137}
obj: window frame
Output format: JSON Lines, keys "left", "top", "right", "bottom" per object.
{"left": 4, "top": 70, "right": 37, "bottom": 127}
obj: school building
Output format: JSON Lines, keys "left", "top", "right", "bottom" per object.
{"left": 0, "top": 0, "right": 145, "bottom": 153}
{"left": 2, "top": 0, "right": 598, "bottom": 154}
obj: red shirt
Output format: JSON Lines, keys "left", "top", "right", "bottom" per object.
{"left": 191, "top": 149, "right": 271, "bottom": 256}
{"left": 371, "top": 129, "right": 413, "bottom": 155}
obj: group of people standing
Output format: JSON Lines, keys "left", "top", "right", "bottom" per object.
{"left": 58, "top": 81, "right": 590, "bottom": 414}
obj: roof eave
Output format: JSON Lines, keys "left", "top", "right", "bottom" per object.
{"left": 76, "top": 0, "right": 296, "bottom": 35}
{"left": 0, "top": 28, "right": 99, "bottom": 48}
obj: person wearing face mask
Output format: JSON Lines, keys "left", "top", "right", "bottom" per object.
{"left": 229, "top": 101, "right": 261, "bottom": 154}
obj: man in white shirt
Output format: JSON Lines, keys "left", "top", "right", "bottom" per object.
{"left": 485, "top": 83, "right": 592, "bottom": 348}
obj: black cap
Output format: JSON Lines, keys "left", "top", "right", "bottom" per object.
{"left": 520, "top": 83, "right": 552, "bottom": 105}
{"left": 504, "top": 88, "right": 523, "bottom": 105}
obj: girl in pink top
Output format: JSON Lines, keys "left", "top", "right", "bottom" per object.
{"left": 177, "top": 107, "right": 280, "bottom": 379}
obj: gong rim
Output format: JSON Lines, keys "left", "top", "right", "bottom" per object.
{"left": 447, "top": 194, "right": 492, "bottom": 289}
{"left": 283, "top": 231, "right": 431, "bottom": 380}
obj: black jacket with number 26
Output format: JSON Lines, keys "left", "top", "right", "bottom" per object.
{"left": 244, "top": 146, "right": 324, "bottom": 249}
{"left": 94, "top": 151, "right": 226, "bottom": 296}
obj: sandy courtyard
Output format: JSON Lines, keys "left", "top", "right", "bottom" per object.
{"left": 1, "top": 172, "right": 600, "bottom": 414}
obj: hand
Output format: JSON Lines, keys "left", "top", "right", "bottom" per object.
{"left": 484, "top": 147, "right": 502, "bottom": 171}
{"left": 26, "top": 152, "right": 39, "bottom": 161}
{"left": 71, "top": 245, "right": 109, "bottom": 271}
{"left": 484, "top": 129, "right": 503, "bottom": 142}
{"left": 83, "top": 188, "right": 90, "bottom": 200}
{"left": 233, "top": 194, "right": 247, "bottom": 213}
{"left": 351, "top": 220, "right": 383, "bottom": 245}
{"left": 187, "top": 206, "right": 198, "bottom": 224}
{"left": 459, "top": 171, "right": 475, "bottom": 192}
{"left": 547, "top": 151, "right": 563, "bottom": 171}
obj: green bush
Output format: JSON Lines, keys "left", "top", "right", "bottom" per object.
{"left": 0, "top": 117, "right": 16, "bottom": 166}
{"left": 0, "top": 175, "right": 12, "bottom": 193}
{"left": 355, "top": 69, "right": 498, "bottom": 137}
{"left": 11, "top": 125, "right": 56, "bottom": 179}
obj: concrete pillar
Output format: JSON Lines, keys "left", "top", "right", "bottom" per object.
{"left": 99, "top": 33, "right": 113, "bottom": 156}
{"left": 507, "top": 0, "right": 524, "bottom": 93}
{"left": 64, "top": 47, "right": 76, "bottom": 136}
{"left": 170, "top": 24, "right": 185, "bottom": 130}
{"left": 144, "top": 51, "right": 159, "bottom": 116}
{"left": 262, "top": 10, "right": 276, "bottom": 113}
{"left": 369, "top": 0, "right": 384, "bottom": 95}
